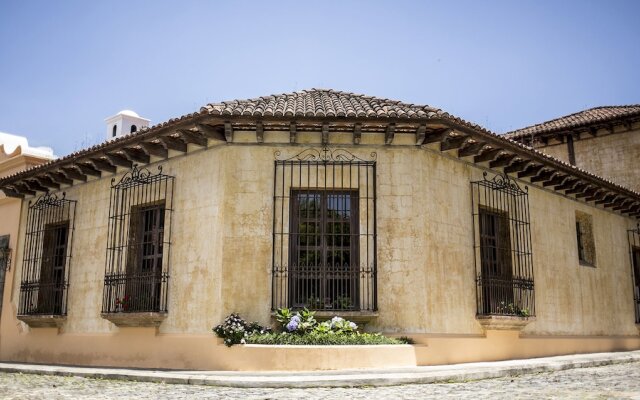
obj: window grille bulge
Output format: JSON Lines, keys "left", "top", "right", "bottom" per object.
{"left": 628, "top": 225, "right": 640, "bottom": 324}
{"left": 272, "top": 147, "right": 377, "bottom": 312}
{"left": 471, "top": 172, "right": 535, "bottom": 317}
{"left": 19, "top": 193, "right": 76, "bottom": 316}
{"left": 103, "top": 165, "right": 174, "bottom": 314}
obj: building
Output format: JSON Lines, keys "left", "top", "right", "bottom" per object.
{"left": 505, "top": 105, "right": 640, "bottom": 192}
{"left": 0, "top": 90, "right": 639, "bottom": 371}
{"left": 0, "top": 133, "right": 55, "bottom": 347}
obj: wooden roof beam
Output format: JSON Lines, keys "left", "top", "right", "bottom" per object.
{"left": 612, "top": 200, "right": 634, "bottom": 211}
{"left": 76, "top": 163, "right": 101, "bottom": 177}
{"left": 489, "top": 154, "right": 517, "bottom": 169}
{"left": 13, "top": 183, "right": 35, "bottom": 196}
{"left": 196, "top": 124, "right": 226, "bottom": 141}
{"left": 415, "top": 124, "right": 426, "bottom": 145}
{"left": 353, "top": 123, "right": 362, "bottom": 145}
{"left": 585, "top": 190, "right": 606, "bottom": 202}
{"left": 47, "top": 172, "right": 73, "bottom": 186}
{"left": 104, "top": 153, "right": 133, "bottom": 169}
{"left": 440, "top": 135, "right": 469, "bottom": 151}
{"left": 121, "top": 148, "right": 150, "bottom": 164}
{"left": 595, "top": 194, "right": 616, "bottom": 205}
{"left": 322, "top": 122, "right": 329, "bottom": 145}
{"left": 289, "top": 121, "right": 298, "bottom": 144}
{"left": 177, "top": 129, "right": 207, "bottom": 147}
{"left": 34, "top": 176, "right": 60, "bottom": 190}
{"left": 504, "top": 160, "right": 531, "bottom": 174}
{"left": 575, "top": 188, "right": 597, "bottom": 199}
{"left": 158, "top": 136, "right": 187, "bottom": 153}
{"left": 255, "top": 121, "right": 264, "bottom": 144}
{"left": 61, "top": 167, "right": 87, "bottom": 182}
{"left": 88, "top": 158, "right": 116, "bottom": 174}
{"left": 24, "top": 180, "right": 48, "bottom": 192}
{"left": 458, "top": 142, "right": 486, "bottom": 158}
{"left": 555, "top": 179, "right": 578, "bottom": 191}
{"left": 474, "top": 148, "right": 503, "bottom": 163}
{"left": 530, "top": 171, "right": 555, "bottom": 183}
{"left": 518, "top": 165, "right": 544, "bottom": 178}
{"left": 385, "top": 123, "right": 396, "bottom": 145}
{"left": 224, "top": 122, "right": 233, "bottom": 142}
{"left": 543, "top": 175, "right": 567, "bottom": 188}
{"left": 423, "top": 128, "right": 452, "bottom": 145}
{"left": 1, "top": 187, "right": 24, "bottom": 198}
{"left": 566, "top": 184, "right": 588, "bottom": 195}
{"left": 140, "top": 142, "right": 168, "bottom": 159}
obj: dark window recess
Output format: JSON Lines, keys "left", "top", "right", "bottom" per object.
{"left": 471, "top": 172, "right": 535, "bottom": 317}
{"left": 112, "top": 125, "right": 117, "bottom": 137}
{"left": 0, "top": 235, "right": 10, "bottom": 318}
{"left": 575, "top": 211, "right": 596, "bottom": 266}
{"left": 130, "top": 125, "right": 137, "bottom": 133}
{"left": 103, "top": 165, "right": 174, "bottom": 314}
{"left": 18, "top": 193, "right": 76, "bottom": 316}
{"left": 273, "top": 147, "right": 377, "bottom": 312}
{"left": 576, "top": 221, "right": 586, "bottom": 262}
{"left": 629, "top": 225, "right": 640, "bottom": 324}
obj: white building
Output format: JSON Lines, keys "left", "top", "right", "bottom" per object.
{"left": 104, "top": 110, "right": 150, "bottom": 140}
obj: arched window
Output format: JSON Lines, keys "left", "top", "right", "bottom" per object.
{"left": 112, "top": 125, "right": 117, "bottom": 137}
{"left": 130, "top": 125, "right": 137, "bottom": 133}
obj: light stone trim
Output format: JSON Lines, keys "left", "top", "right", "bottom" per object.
{"left": 17, "top": 315, "right": 66, "bottom": 328}
{"left": 476, "top": 316, "right": 535, "bottom": 331}
{"left": 101, "top": 312, "right": 166, "bottom": 327}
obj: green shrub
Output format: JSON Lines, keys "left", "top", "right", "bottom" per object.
{"left": 246, "top": 332, "right": 407, "bottom": 345}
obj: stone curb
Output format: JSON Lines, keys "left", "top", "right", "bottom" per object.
{"left": 1, "top": 351, "right": 639, "bottom": 388}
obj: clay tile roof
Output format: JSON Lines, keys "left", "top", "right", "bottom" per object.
{"left": 505, "top": 105, "right": 640, "bottom": 140}
{"left": 199, "top": 88, "right": 443, "bottom": 120}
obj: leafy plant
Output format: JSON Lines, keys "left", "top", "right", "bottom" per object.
{"left": 213, "top": 313, "right": 272, "bottom": 347}
{"left": 246, "top": 332, "right": 407, "bottom": 345}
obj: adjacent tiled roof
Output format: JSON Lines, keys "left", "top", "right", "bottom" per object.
{"left": 200, "top": 89, "right": 443, "bottom": 119}
{"left": 505, "top": 105, "right": 640, "bottom": 140}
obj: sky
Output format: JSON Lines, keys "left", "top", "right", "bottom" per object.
{"left": 1, "top": 1, "right": 639, "bottom": 157}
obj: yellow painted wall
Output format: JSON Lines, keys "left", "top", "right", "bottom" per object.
{"left": 535, "top": 126, "right": 640, "bottom": 192}
{"left": 1, "top": 132, "right": 638, "bottom": 370}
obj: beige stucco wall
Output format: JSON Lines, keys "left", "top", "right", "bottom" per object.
{"left": 536, "top": 126, "right": 640, "bottom": 192}
{"left": 1, "top": 132, "right": 639, "bottom": 370}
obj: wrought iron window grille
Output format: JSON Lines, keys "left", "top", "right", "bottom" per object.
{"left": 272, "top": 147, "right": 377, "bottom": 313}
{"left": 628, "top": 224, "right": 640, "bottom": 324}
{"left": 19, "top": 192, "right": 76, "bottom": 316}
{"left": 471, "top": 171, "right": 535, "bottom": 317}
{"left": 103, "top": 164, "right": 174, "bottom": 315}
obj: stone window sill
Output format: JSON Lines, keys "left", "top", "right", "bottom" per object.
{"left": 17, "top": 314, "right": 66, "bottom": 328}
{"left": 101, "top": 312, "right": 166, "bottom": 327}
{"left": 476, "top": 315, "right": 535, "bottom": 331}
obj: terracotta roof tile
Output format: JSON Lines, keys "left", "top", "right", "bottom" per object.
{"left": 505, "top": 105, "right": 640, "bottom": 140}
{"left": 199, "top": 89, "right": 443, "bottom": 120}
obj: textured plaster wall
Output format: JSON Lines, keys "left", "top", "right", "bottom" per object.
{"left": 536, "top": 127, "right": 640, "bottom": 192}
{"left": 1, "top": 132, "right": 638, "bottom": 369}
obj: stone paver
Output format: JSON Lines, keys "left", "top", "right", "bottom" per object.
{"left": 1, "top": 361, "right": 639, "bottom": 399}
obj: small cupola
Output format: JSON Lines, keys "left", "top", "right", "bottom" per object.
{"left": 104, "top": 110, "right": 150, "bottom": 140}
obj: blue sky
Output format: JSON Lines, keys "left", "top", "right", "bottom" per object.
{"left": 1, "top": 1, "right": 639, "bottom": 156}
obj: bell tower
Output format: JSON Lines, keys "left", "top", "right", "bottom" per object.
{"left": 105, "top": 110, "right": 150, "bottom": 140}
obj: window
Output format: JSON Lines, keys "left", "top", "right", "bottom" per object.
{"left": 103, "top": 165, "right": 174, "bottom": 315}
{"left": 0, "top": 235, "right": 10, "bottom": 318}
{"left": 632, "top": 246, "right": 640, "bottom": 324}
{"left": 289, "top": 190, "right": 359, "bottom": 309}
{"left": 130, "top": 125, "right": 137, "bottom": 133}
{"left": 471, "top": 172, "right": 534, "bottom": 317}
{"left": 112, "top": 125, "right": 117, "bottom": 137}
{"left": 125, "top": 202, "right": 165, "bottom": 311}
{"left": 629, "top": 226, "right": 640, "bottom": 324}
{"left": 575, "top": 211, "right": 596, "bottom": 266}
{"left": 19, "top": 193, "right": 76, "bottom": 317}
{"left": 478, "top": 207, "right": 513, "bottom": 314}
{"left": 272, "top": 147, "right": 377, "bottom": 312}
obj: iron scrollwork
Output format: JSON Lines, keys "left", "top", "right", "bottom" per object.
{"left": 482, "top": 171, "right": 528, "bottom": 194}
{"left": 111, "top": 164, "right": 164, "bottom": 188}
{"left": 275, "top": 146, "right": 377, "bottom": 163}
{"left": 30, "top": 192, "right": 68, "bottom": 209}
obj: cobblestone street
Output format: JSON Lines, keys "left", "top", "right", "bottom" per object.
{"left": 0, "top": 361, "right": 639, "bottom": 399}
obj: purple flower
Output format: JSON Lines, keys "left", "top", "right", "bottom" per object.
{"left": 291, "top": 315, "right": 301, "bottom": 323}
{"left": 286, "top": 320, "right": 299, "bottom": 332}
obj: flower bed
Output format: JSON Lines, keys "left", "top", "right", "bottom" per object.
{"left": 213, "top": 308, "right": 411, "bottom": 346}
